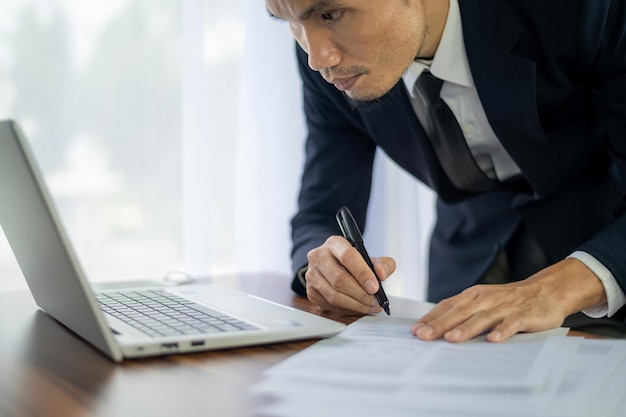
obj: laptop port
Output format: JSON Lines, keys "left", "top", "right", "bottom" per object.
{"left": 191, "top": 340, "right": 205, "bottom": 347}
{"left": 160, "top": 342, "right": 179, "bottom": 353}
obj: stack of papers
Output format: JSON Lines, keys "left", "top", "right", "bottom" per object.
{"left": 252, "top": 310, "right": 626, "bottom": 417}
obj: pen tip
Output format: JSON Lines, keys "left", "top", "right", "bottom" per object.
{"left": 384, "top": 306, "right": 390, "bottom": 316}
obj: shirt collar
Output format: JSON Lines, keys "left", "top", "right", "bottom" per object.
{"left": 402, "top": 0, "right": 473, "bottom": 98}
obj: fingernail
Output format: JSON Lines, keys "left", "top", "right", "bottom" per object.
{"left": 370, "top": 305, "right": 383, "bottom": 314}
{"left": 369, "top": 300, "right": 382, "bottom": 313}
{"left": 364, "top": 279, "right": 378, "bottom": 293}
{"left": 416, "top": 326, "right": 433, "bottom": 338}
{"left": 411, "top": 322, "right": 425, "bottom": 334}
{"left": 489, "top": 330, "right": 502, "bottom": 342}
{"left": 446, "top": 329, "right": 462, "bottom": 340}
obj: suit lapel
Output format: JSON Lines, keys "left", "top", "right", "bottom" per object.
{"left": 459, "top": 0, "right": 558, "bottom": 198}
{"left": 358, "top": 82, "right": 475, "bottom": 202}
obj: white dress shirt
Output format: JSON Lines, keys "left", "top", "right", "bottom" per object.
{"left": 401, "top": 0, "right": 626, "bottom": 317}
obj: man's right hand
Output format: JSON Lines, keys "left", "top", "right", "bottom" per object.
{"left": 304, "top": 235, "right": 396, "bottom": 315}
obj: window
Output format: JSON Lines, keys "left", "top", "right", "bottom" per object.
{"left": 0, "top": 0, "right": 432, "bottom": 301}
{"left": 0, "top": 0, "right": 307, "bottom": 291}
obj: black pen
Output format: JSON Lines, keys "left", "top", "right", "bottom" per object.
{"left": 336, "top": 206, "right": 391, "bottom": 315}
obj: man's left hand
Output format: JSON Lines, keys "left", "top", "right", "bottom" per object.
{"left": 412, "top": 258, "right": 607, "bottom": 342}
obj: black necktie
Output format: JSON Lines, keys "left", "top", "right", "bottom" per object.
{"left": 413, "top": 71, "right": 495, "bottom": 192}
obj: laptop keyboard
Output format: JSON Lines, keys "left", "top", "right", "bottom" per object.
{"left": 96, "top": 289, "right": 259, "bottom": 338}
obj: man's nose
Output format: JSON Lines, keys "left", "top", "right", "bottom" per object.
{"left": 300, "top": 28, "right": 341, "bottom": 71}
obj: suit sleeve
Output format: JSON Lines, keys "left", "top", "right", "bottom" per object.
{"left": 290, "top": 43, "right": 377, "bottom": 295}
{"left": 576, "top": 0, "right": 626, "bottom": 296}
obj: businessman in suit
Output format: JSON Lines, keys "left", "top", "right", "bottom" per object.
{"left": 266, "top": 0, "right": 626, "bottom": 341}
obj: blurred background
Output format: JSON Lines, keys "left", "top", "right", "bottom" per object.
{"left": 0, "top": 0, "right": 435, "bottom": 300}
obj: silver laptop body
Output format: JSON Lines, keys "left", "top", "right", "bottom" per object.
{"left": 0, "top": 120, "right": 345, "bottom": 362}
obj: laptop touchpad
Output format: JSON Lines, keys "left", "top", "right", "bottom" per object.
{"left": 203, "top": 295, "right": 287, "bottom": 314}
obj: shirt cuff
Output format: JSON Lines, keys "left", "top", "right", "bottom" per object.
{"left": 568, "top": 251, "right": 626, "bottom": 318}
{"left": 296, "top": 265, "right": 308, "bottom": 288}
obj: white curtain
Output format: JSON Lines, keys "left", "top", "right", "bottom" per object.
{"left": 0, "top": 0, "right": 434, "bottom": 300}
{"left": 229, "top": 1, "right": 436, "bottom": 299}
{"left": 179, "top": 0, "right": 307, "bottom": 277}
{"left": 367, "top": 151, "right": 435, "bottom": 299}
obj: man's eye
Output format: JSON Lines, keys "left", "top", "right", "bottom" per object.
{"left": 320, "top": 11, "right": 343, "bottom": 21}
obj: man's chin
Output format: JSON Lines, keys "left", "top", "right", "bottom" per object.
{"left": 342, "top": 85, "right": 402, "bottom": 111}
{"left": 343, "top": 85, "right": 385, "bottom": 101}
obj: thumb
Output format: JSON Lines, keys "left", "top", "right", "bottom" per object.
{"left": 372, "top": 257, "right": 396, "bottom": 282}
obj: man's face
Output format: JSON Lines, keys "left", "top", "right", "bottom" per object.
{"left": 266, "top": 0, "right": 433, "bottom": 102}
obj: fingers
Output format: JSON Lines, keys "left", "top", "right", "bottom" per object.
{"left": 411, "top": 283, "right": 565, "bottom": 343}
{"left": 411, "top": 291, "right": 482, "bottom": 342}
{"left": 307, "top": 284, "right": 381, "bottom": 315}
{"left": 306, "top": 262, "right": 380, "bottom": 315}
{"left": 412, "top": 258, "right": 604, "bottom": 343}
{"left": 305, "top": 235, "right": 388, "bottom": 315}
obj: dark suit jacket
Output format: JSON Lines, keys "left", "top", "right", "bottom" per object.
{"left": 290, "top": 0, "right": 626, "bottom": 303}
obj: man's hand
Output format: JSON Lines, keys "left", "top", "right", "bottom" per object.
{"left": 305, "top": 235, "right": 396, "bottom": 315}
{"left": 412, "top": 258, "right": 607, "bottom": 343}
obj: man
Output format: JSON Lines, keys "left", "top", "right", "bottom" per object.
{"left": 266, "top": 0, "right": 626, "bottom": 342}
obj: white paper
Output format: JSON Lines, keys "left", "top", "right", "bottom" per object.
{"left": 262, "top": 315, "right": 567, "bottom": 389}
{"left": 252, "top": 302, "right": 625, "bottom": 417}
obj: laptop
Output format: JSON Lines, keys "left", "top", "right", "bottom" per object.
{"left": 0, "top": 120, "right": 345, "bottom": 362}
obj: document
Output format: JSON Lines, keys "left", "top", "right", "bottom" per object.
{"left": 252, "top": 306, "right": 626, "bottom": 417}
{"left": 262, "top": 316, "right": 567, "bottom": 389}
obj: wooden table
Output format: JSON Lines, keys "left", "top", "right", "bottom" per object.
{"left": 0, "top": 272, "right": 601, "bottom": 417}
{"left": 0, "top": 273, "right": 352, "bottom": 417}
